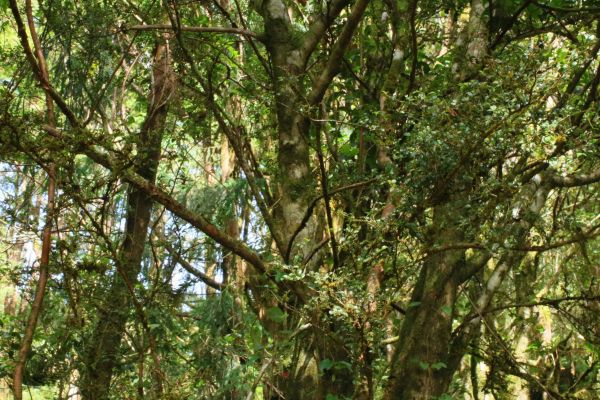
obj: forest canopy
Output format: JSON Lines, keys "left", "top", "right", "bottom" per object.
{"left": 0, "top": 0, "right": 600, "bottom": 399}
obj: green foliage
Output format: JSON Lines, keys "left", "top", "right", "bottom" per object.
{"left": 1, "top": 0, "right": 600, "bottom": 399}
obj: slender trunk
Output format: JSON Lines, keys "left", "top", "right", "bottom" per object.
{"left": 513, "top": 253, "right": 542, "bottom": 399}
{"left": 3, "top": 170, "right": 30, "bottom": 316}
{"left": 79, "top": 39, "right": 174, "bottom": 400}
{"left": 12, "top": 1, "right": 57, "bottom": 398}
{"left": 12, "top": 168, "right": 55, "bottom": 400}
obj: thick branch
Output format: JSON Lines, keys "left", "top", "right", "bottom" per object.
{"left": 299, "top": 0, "right": 352, "bottom": 67}
{"left": 43, "top": 125, "right": 268, "bottom": 275}
{"left": 307, "top": 0, "right": 371, "bottom": 105}
{"left": 550, "top": 169, "right": 600, "bottom": 188}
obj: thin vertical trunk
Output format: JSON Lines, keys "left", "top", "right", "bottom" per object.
{"left": 203, "top": 149, "right": 219, "bottom": 296}
{"left": 12, "top": 171, "right": 55, "bottom": 400}
{"left": 79, "top": 38, "right": 175, "bottom": 400}
{"left": 221, "top": 136, "right": 240, "bottom": 288}
{"left": 513, "top": 253, "right": 542, "bottom": 399}
{"left": 3, "top": 171, "right": 30, "bottom": 316}
{"left": 12, "top": 1, "right": 57, "bottom": 398}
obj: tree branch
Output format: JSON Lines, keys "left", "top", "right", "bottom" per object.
{"left": 42, "top": 125, "right": 268, "bottom": 275}
{"left": 533, "top": 0, "right": 600, "bottom": 14}
{"left": 555, "top": 38, "right": 600, "bottom": 109}
{"left": 460, "top": 295, "right": 600, "bottom": 325}
{"left": 9, "top": 0, "right": 79, "bottom": 126}
{"left": 126, "top": 24, "right": 261, "bottom": 39}
{"left": 429, "top": 223, "right": 600, "bottom": 254}
{"left": 161, "top": 241, "right": 225, "bottom": 291}
{"left": 490, "top": 0, "right": 533, "bottom": 49}
{"left": 307, "top": 0, "right": 371, "bottom": 105}
{"left": 299, "top": 0, "right": 352, "bottom": 67}
{"left": 315, "top": 116, "right": 339, "bottom": 269}
{"left": 550, "top": 169, "right": 600, "bottom": 188}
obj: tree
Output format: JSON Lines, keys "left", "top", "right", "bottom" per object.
{"left": 1, "top": 0, "right": 599, "bottom": 399}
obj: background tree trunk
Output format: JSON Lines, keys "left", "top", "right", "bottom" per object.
{"left": 79, "top": 39, "right": 175, "bottom": 400}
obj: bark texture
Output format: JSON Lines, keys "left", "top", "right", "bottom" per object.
{"left": 79, "top": 39, "right": 175, "bottom": 400}
{"left": 11, "top": 1, "right": 57, "bottom": 397}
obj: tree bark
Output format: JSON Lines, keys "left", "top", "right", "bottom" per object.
{"left": 256, "top": 1, "right": 370, "bottom": 397}
{"left": 79, "top": 39, "right": 175, "bottom": 400}
{"left": 384, "top": 202, "right": 465, "bottom": 399}
{"left": 11, "top": 1, "right": 57, "bottom": 398}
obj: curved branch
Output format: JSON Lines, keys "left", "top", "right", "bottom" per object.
{"left": 490, "top": 0, "right": 533, "bottom": 49}
{"left": 429, "top": 224, "right": 600, "bottom": 255}
{"left": 162, "top": 242, "right": 225, "bottom": 291}
{"left": 555, "top": 38, "right": 600, "bottom": 109}
{"left": 459, "top": 295, "right": 600, "bottom": 326}
{"left": 9, "top": 0, "right": 78, "bottom": 126}
{"left": 43, "top": 125, "right": 268, "bottom": 275}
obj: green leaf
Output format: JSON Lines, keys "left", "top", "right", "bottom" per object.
{"left": 431, "top": 362, "right": 447, "bottom": 370}
{"left": 319, "top": 359, "right": 334, "bottom": 371}
{"left": 266, "top": 307, "right": 287, "bottom": 323}
{"left": 335, "top": 361, "right": 352, "bottom": 371}
{"left": 223, "top": 334, "right": 236, "bottom": 343}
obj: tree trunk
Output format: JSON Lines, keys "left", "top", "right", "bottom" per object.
{"left": 11, "top": 2, "right": 57, "bottom": 398}
{"left": 384, "top": 203, "right": 465, "bottom": 399}
{"left": 256, "top": 1, "right": 373, "bottom": 397}
{"left": 79, "top": 39, "right": 175, "bottom": 400}
{"left": 384, "top": 171, "right": 551, "bottom": 399}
